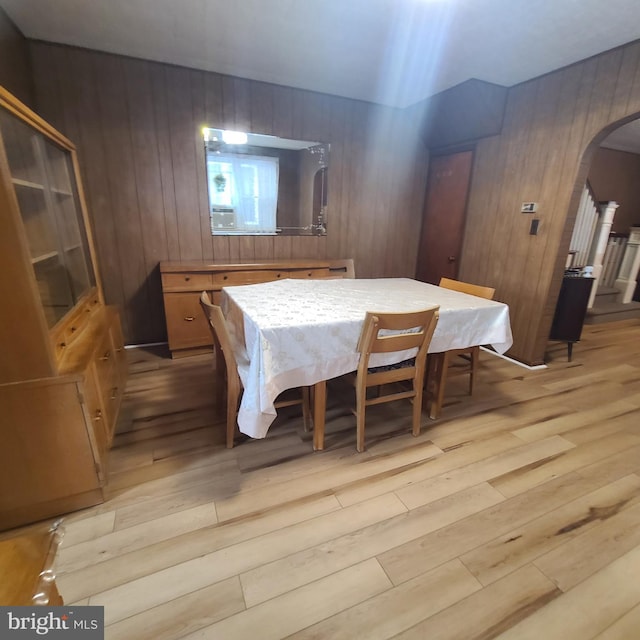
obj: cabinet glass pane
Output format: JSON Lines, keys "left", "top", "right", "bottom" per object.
{"left": 0, "top": 108, "right": 101, "bottom": 331}
{"left": 0, "top": 109, "right": 75, "bottom": 326}
{"left": 43, "top": 140, "right": 96, "bottom": 300}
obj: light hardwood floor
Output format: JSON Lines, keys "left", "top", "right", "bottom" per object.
{"left": 32, "top": 321, "right": 640, "bottom": 637}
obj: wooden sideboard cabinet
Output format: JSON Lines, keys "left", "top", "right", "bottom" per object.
{"left": 0, "top": 86, "right": 127, "bottom": 531}
{"left": 160, "top": 259, "right": 352, "bottom": 358}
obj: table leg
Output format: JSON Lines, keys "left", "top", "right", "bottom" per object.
{"left": 313, "top": 379, "right": 327, "bottom": 451}
{"left": 426, "top": 352, "right": 448, "bottom": 420}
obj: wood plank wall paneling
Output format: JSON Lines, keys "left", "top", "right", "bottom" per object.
{"left": 459, "top": 40, "right": 640, "bottom": 364}
{"left": 0, "top": 7, "right": 34, "bottom": 108}
{"left": 28, "top": 42, "right": 428, "bottom": 345}
{"left": 26, "top": 37, "right": 640, "bottom": 363}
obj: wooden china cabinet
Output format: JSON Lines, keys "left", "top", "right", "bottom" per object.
{"left": 0, "top": 86, "right": 127, "bottom": 531}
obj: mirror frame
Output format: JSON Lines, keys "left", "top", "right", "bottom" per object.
{"left": 203, "top": 128, "right": 329, "bottom": 236}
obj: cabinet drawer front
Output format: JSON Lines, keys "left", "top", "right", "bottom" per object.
{"left": 162, "top": 273, "right": 213, "bottom": 291}
{"left": 109, "top": 313, "right": 128, "bottom": 385}
{"left": 212, "top": 270, "right": 286, "bottom": 286}
{"left": 82, "top": 370, "right": 108, "bottom": 475}
{"left": 287, "top": 268, "right": 331, "bottom": 279}
{"left": 93, "top": 331, "right": 117, "bottom": 429}
{"left": 164, "top": 292, "right": 213, "bottom": 350}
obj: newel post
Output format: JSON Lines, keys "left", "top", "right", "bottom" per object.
{"left": 614, "top": 226, "right": 640, "bottom": 303}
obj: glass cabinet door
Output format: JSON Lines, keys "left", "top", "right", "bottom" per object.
{"left": 0, "top": 109, "right": 96, "bottom": 329}
{"left": 43, "top": 139, "right": 95, "bottom": 302}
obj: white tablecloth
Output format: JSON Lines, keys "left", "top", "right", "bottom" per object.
{"left": 222, "top": 278, "right": 513, "bottom": 438}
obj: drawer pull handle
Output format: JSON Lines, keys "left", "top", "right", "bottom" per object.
{"left": 94, "top": 410, "right": 103, "bottom": 422}
{"left": 59, "top": 342, "right": 66, "bottom": 349}
{"left": 184, "top": 316, "right": 195, "bottom": 321}
{"left": 70, "top": 326, "right": 77, "bottom": 333}
{"left": 185, "top": 276, "right": 190, "bottom": 281}
{"left": 100, "top": 351, "right": 111, "bottom": 361}
{"left": 223, "top": 275, "right": 228, "bottom": 280}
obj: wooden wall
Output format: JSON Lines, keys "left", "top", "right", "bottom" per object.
{"left": 458, "top": 40, "right": 640, "bottom": 364}
{"left": 27, "top": 38, "right": 640, "bottom": 363}
{"left": 28, "top": 42, "right": 428, "bottom": 345}
{"left": 0, "top": 7, "right": 33, "bottom": 107}
{"left": 588, "top": 147, "right": 640, "bottom": 232}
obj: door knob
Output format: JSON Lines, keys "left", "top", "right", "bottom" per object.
{"left": 448, "top": 256, "right": 456, "bottom": 263}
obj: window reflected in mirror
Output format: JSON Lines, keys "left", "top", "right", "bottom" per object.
{"left": 203, "top": 128, "right": 329, "bottom": 236}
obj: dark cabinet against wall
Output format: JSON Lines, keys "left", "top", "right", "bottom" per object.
{"left": 549, "top": 275, "right": 595, "bottom": 361}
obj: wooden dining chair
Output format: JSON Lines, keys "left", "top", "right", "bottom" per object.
{"left": 199, "top": 292, "right": 311, "bottom": 448}
{"left": 426, "top": 277, "right": 496, "bottom": 419}
{"left": 327, "top": 258, "right": 355, "bottom": 278}
{"left": 352, "top": 307, "right": 439, "bottom": 452}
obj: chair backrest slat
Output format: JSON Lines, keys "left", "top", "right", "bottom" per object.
{"left": 356, "top": 307, "right": 439, "bottom": 370}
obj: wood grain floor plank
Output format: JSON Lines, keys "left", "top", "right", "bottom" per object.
{"left": 58, "top": 502, "right": 219, "bottom": 574}
{"left": 460, "top": 474, "right": 640, "bottom": 586}
{"left": 512, "top": 398, "right": 639, "bottom": 442}
{"left": 240, "top": 483, "right": 502, "bottom": 607}
{"left": 492, "top": 544, "right": 640, "bottom": 640}
{"left": 88, "top": 494, "right": 407, "bottom": 624}
{"left": 590, "top": 602, "right": 640, "bottom": 640}
{"left": 105, "top": 577, "right": 245, "bottom": 640}
{"left": 58, "top": 493, "right": 341, "bottom": 603}
{"left": 379, "top": 471, "right": 606, "bottom": 586}
{"left": 60, "top": 511, "right": 116, "bottom": 547}
{"left": 395, "top": 435, "right": 575, "bottom": 509}
{"left": 533, "top": 498, "right": 640, "bottom": 591}
{"left": 215, "top": 442, "right": 443, "bottom": 522}
{"left": 490, "top": 432, "right": 640, "bottom": 498}
{"left": 336, "top": 433, "right": 523, "bottom": 507}
{"left": 177, "top": 559, "right": 392, "bottom": 640}
{"left": 392, "top": 564, "right": 560, "bottom": 640}
{"left": 287, "top": 559, "right": 480, "bottom": 640}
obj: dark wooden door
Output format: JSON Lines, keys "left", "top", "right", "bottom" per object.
{"left": 415, "top": 151, "right": 473, "bottom": 284}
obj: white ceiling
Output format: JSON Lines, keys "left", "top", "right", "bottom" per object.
{"left": 3, "top": 0, "right": 640, "bottom": 152}
{"left": 2, "top": 0, "right": 640, "bottom": 109}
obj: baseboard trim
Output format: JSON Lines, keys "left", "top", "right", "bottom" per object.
{"left": 124, "top": 341, "right": 168, "bottom": 350}
{"left": 480, "top": 346, "right": 548, "bottom": 370}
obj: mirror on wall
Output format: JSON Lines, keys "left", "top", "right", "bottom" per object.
{"left": 203, "top": 128, "right": 329, "bottom": 236}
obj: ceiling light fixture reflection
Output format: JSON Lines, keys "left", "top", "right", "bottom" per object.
{"left": 222, "top": 130, "right": 248, "bottom": 145}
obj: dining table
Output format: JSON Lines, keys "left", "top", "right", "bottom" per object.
{"left": 221, "top": 277, "right": 513, "bottom": 450}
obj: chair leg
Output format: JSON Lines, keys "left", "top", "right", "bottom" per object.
{"left": 412, "top": 380, "right": 423, "bottom": 437}
{"left": 469, "top": 346, "right": 480, "bottom": 395}
{"left": 356, "top": 385, "right": 367, "bottom": 453}
{"left": 302, "top": 386, "right": 312, "bottom": 432}
{"left": 226, "top": 385, "right": 239, "bottom": 449}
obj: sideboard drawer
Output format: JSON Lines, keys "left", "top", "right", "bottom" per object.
{"left": 164, "top": 292, "right": 213, "bottom": 351}
{"left": 162, "top": 273, "right": 213, "bottom": 291}
{"left": 212, "top": 270, "right": 286, "bottom": 286}
{"left": 288, "top": 268, "right": 331, "bottom": 279}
